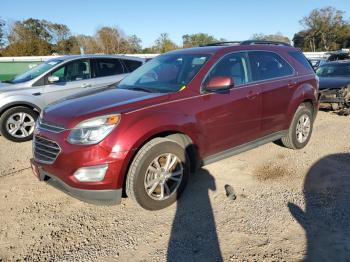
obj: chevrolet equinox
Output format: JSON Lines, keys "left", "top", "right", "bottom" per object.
{"left": 31, "top": 41, "right": 319, "bottom": 210}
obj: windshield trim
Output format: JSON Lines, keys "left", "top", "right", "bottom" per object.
{"left": 118, "top": 53, "right": 212, "bottom": 94}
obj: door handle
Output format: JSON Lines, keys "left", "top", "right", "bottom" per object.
{"left": 246, "top": 91, "right": 258, "bottom": 100}
{"left": 32, "top": 92, "right": 42, "bottom": 96}
{"left": 81, "top": 83, "right": 91, "bottom": 88}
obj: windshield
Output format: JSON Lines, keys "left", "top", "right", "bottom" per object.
{"left": 118, "top": 53, "right": 211, "bottom": 93}
{"left": 316, "top": 63, "right": 350, "bottom": 77}
{"left": 8, "top": 59, "right": 63, "bottom": 84}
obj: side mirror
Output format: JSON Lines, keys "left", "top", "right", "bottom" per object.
{"left": 205, "top": 76, "right": 234, "bottom": 91}
{"left": 48, "top": 75, "right": 59, "bottom": 83}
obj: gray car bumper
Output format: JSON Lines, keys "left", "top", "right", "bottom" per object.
{"left": 34, "top": 166, "right": 122, "bottom": 205}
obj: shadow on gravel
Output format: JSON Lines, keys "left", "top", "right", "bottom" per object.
{"left": 167, "top": 167, "right": 223, "bottom": 262}
{"left": 288, "top": 153, "right": 350, "bottom": 262}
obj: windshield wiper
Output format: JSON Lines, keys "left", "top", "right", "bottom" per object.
{"left": 119, "top": 86, "right": 154, "bottom": 93}
{"left": 1, "top": 80, "right": 13, "bottom": 84}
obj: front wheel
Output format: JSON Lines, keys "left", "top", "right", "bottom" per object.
{"left": 0, "top": 106, "right": 38, "bottom": 142}
{"left": 281, "top": 104, "right": 314, "bottom": 149}
{"left": 126, "top": 138, "right": 190, "bottom": 210}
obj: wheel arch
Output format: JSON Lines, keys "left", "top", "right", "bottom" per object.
{"left": 121, "top": 130, "right": 199, "bottom": 197}
{"left": 0, "top": 101, "right": 41, "bottom": 116}
{"left": 286, "top": 83, "right": 318, "bottom": 126}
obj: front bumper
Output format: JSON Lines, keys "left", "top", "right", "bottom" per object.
{"left": 319, "top": 88, "right": 348, "bottom": 104}
{"left": 31, "top": 159, "right": 122, "bottom": 205}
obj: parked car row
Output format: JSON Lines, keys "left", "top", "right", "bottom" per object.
{"left": 0, "top": 55, "right": 146, "bottom": 142}
{"left": 27, "top": 41, "right": 319, "bottom": 210}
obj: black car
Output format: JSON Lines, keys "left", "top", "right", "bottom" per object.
{"left": 316, "top": 60, "right": 350, "bottom": 110}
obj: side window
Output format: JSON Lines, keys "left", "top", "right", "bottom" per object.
{"left": 122, "top": 59, "right": 143, "bottom": 72}
{"left": 288, "top": 51, "right": 314, "bottom": 72}
{"left": 50, "top": 60, "right": 91, "bottom": 83}
{"left": 249, "top": 51, "right": 294, "bottom": 81}
{"left": 204, "top": 52, "right": 250, "bottom": 87}
{"left": 95, "top": 59, "right": 124, "bottom": 77}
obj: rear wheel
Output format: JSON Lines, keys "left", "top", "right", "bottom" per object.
{"left": 126, "top": 138, "right": 189, "bottom": 210}
{"left": 281, "top": 104, "right": 313, "bottom": 149}
{"left": 0, "top": 106, "right": 37, "bottom": 142}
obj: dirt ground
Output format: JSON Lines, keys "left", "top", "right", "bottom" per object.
{"left": 0, "top": 111, "right": 349, "bottom": 262}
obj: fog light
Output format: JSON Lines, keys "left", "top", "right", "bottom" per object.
{"left": 73, "top": 165, "right": 108, "bottom": 182}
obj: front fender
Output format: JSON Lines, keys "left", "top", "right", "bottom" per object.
{"left": 0, "top": 94, "right": 44, "bottom": 114}
{"left": 115, "top": 109, "right": 201, "bottom": 152}
{"left": 102, "top": 109, "right": 203, "bottom": 187}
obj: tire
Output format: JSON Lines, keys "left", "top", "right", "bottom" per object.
{"left": 0, "top": 106, "right": 38, "bottom": 142}
{"left": 126, "top": 137, "right": 190, "bottom": 210}
{"left": 281, "top": 104, "right": 313, "bottom": 150}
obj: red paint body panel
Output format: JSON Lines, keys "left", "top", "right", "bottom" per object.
{"left": 33, "top": 44, "right": 319, "bottom": 194}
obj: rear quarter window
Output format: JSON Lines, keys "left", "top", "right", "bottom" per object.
{"left": 122, "top": 59, "right": 143, "bottom": 72}
{"left": 94, "top": 59, "right": 125, "bottom": 77}
{"left": 288, "top": 51, "right": 314, "bottom": 73}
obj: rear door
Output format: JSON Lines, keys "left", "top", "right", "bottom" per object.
{"left": 248, "top": 51, "right": 296, "bottom": 136}
{"left": 42, "top": 59, "right": 93, "bottom": 105}
{"left": 198, "top": 51, "right": 262, "bottom": 156}
{"left": 92, "top": 58, "right": 128, "bottom": 87}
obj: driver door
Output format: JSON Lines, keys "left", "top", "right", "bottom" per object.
{"left": 42, "top": 59, "right": 93, "bottom": 105}
{"left": 197, "top": 52, "right": 262, "bottom": 157}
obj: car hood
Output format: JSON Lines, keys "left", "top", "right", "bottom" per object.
{"left": 319, "top": 77, "right": 350, "bottom": 90}
{"left": 43, "top": 87, "right": 170, "bottom": 128}
{"left": 0, "top": 82, "right": 31, "bottom": 93}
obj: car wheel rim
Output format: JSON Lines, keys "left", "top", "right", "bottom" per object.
{"left": 6, "top": 112, "right": 35, "bottom": 138}
{"left": 296, "top": 114, "right": 311, "bottom": 144}
{"left": 144, "top": 153, "right": 183, "bottom": 201}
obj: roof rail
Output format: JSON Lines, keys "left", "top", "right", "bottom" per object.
{"left": 240, "top": 40, "right": 291, "bottom": 47}
{"left": 200, "top": 40, "right": 292, "bottom": 47}
{"left": 200, "top": 41, "right": 241, "bottom": 47}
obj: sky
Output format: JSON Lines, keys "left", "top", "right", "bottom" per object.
{"left": 1, "top": 0, "right": 350, "bottom": 47}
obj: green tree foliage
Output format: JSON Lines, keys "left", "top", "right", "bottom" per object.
{"left": 182, "top": 33, "right": 217, "bottom": 47}
{"left": 3, "top": 18, "right": 74, "bottom": 56}
{"left": 250, "top": 33, "right": 290, "bottom": 43}
{"left": 153, "top": 33, "right": 178, "bottom": 53}
{"left": 293, "top": 6, "right": 350, "bottom": 51}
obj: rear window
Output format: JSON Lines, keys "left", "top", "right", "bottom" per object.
{"left": 123, "top": 59, "right": 143, "bottom": 72}
{"left": 288, "top": 51, "right": 314, "bottom": 72}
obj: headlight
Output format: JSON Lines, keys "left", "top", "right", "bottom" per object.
{"left": 67, "top": 114, "right": 120, "bottom": 145}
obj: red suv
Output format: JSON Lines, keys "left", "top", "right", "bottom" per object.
{"left": 31, "top": 41, "right": 319, "bottom": 210}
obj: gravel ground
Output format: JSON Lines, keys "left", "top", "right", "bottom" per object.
{"left": 0, "top": 111, "right": 349, "bottom": 262}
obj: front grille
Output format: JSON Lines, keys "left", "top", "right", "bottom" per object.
{"left": 38, "top": 119, "right": 65, "bottom": 133}
{"left": 33, "top": 136, "right": 61, "bottom": 164}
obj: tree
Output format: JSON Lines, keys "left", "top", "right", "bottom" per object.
{"left": 2, "top": 18, "right": 79, "bottom": 55}
{"left": 153, "top": 33, "right": 177, "bottom": 53}
{"left": 127, "top": 34, "right": 142, "bottom": 53}
{"left": 95, "top": 26, "right": 129, "bottom": 54}
{"left": 294, "top": 6, "right": 350, "bottom": 51}
{"left": 182, "top": 33, "right": 217, "bottom": 47}
{"left": 0, "top": 19, "right": 6, "bottom": 49}
{"left": 74, "top": 34, "right": 99, "bottom": 54}
{"left": 5, "top": 19, "right": 52, "bottom": 56}
{"left": 251, "top": 33, "right": 290, "bottom": 43}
